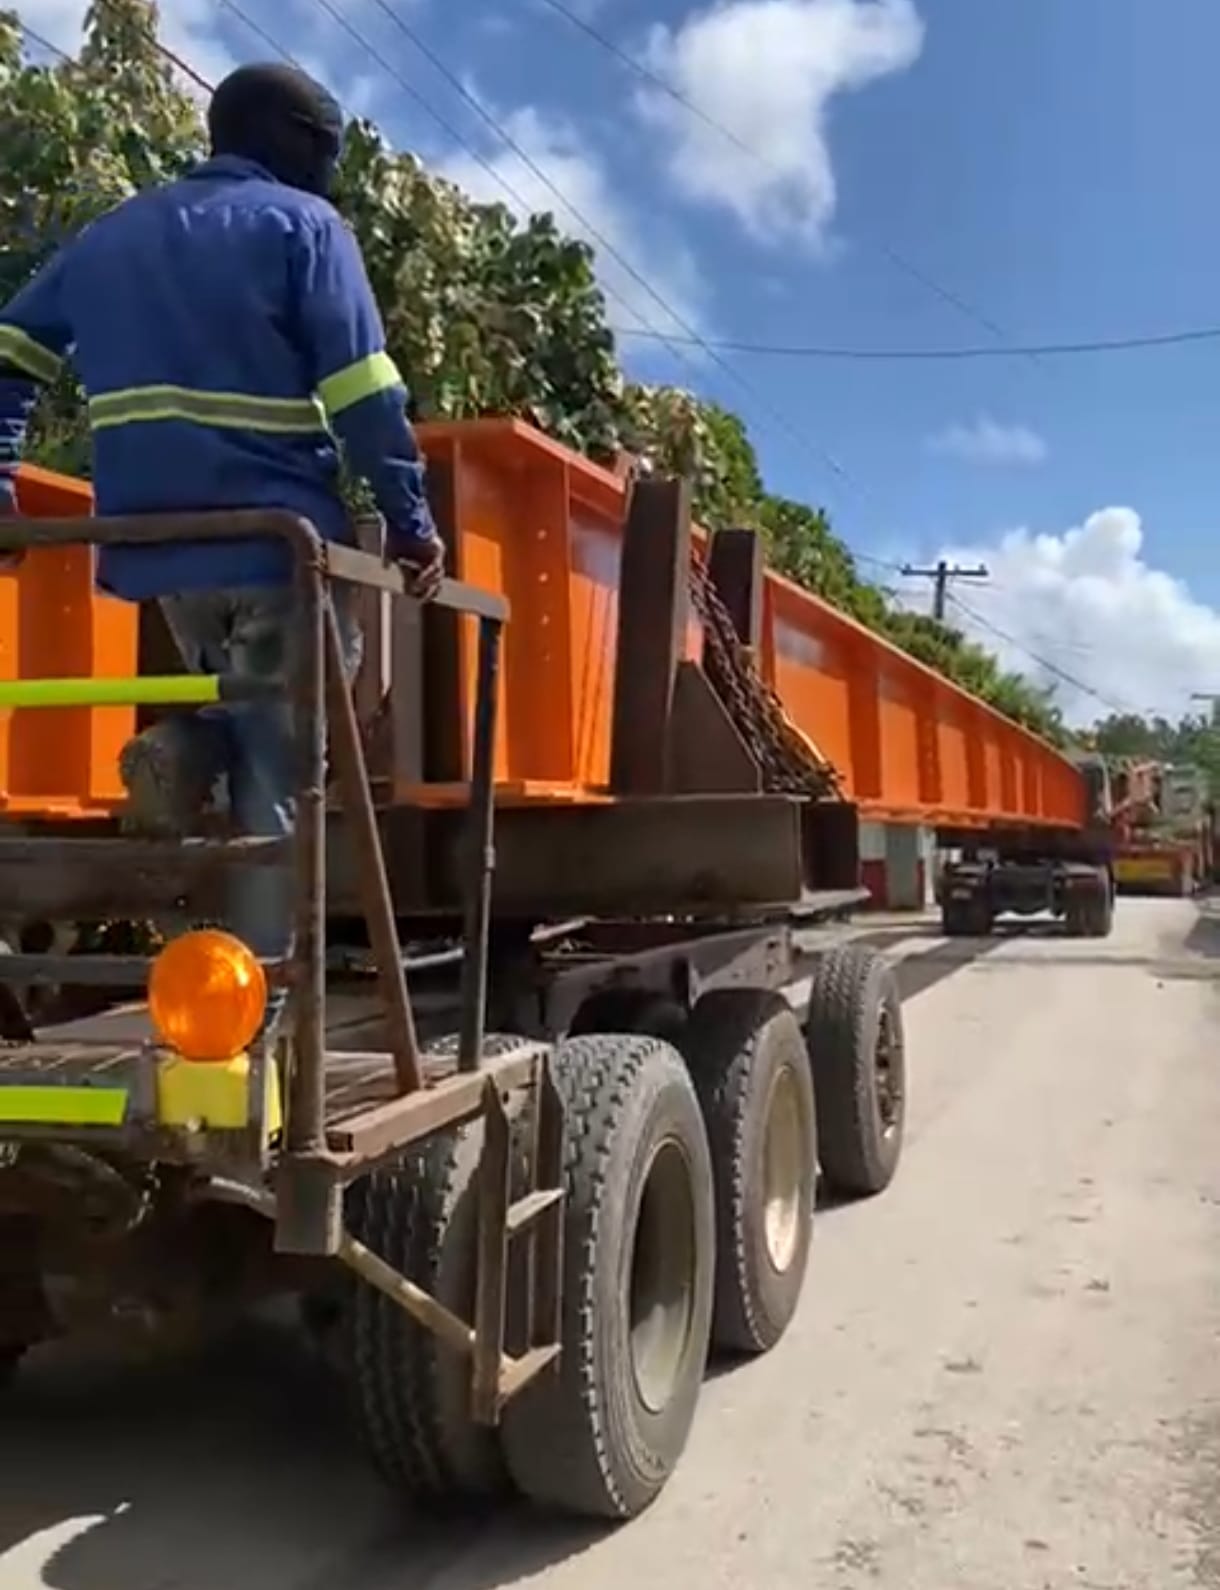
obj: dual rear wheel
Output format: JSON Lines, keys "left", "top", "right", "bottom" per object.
{"left": 342, "top": 946, "right": 905, "bottom": 1520}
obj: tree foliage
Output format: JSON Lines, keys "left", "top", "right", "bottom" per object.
{"left": 332, "top": 122, "right": 622, "bottom": 454}
{"left": 1080, "top": 712, "right": 1220, "bottom": 793}
{"left": 0, "top": 0, "right": 1067, "bottom": 743}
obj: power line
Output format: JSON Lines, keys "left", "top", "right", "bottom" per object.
{"left": 152, "top": 37, "right": 212, "bottom": 93}
{"left": 289, "top": 0, "right": 685, "bottom": 327}
{"left": 946, "top": 591, "right": 1140, "bottom": 716}
{"left": 14, "top": 19, "right": 70, "bottom": 61}
{"left": 20, "top": 2, "right": 901, "bottom": 578}
{"left": 296, "top": 0, "right": 898, "bottom": 566}
{"left": 355, "top": 0, "right": 874, "bottom": 504}
{"left": 617, "top": 322, "right": 1220, "bottom": 362}
{"left": 141, "top": 0, "right": 737, "bottom": 483}
{"left": 17, "top": 11, "right": 212, "bottom": 91}
{"left": 532, "top": 0, "right": 1018, "bottom": 349}
{"left": 215, "top": 0, "right": 302, "bottom": 71}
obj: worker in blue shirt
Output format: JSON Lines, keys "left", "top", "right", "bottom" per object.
{"left": 0, "top": 63, "right": 444, "bottom": 1008}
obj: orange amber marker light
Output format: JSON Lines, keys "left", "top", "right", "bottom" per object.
{"left": 148, "top": 929, "right": 268, "bottom": 1063}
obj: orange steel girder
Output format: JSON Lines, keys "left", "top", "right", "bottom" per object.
{"left": 404, "top": 419, "right": 1085, "bottom": 832}
{"left": 13, "top": 419, "right": 1086, "bottom": 832}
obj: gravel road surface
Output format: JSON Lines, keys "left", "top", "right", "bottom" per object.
{"left": 3, "top": 897, "right": 1218, "bottom": 1590}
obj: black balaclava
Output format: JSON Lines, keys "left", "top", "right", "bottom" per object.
{"left": 208, "top": 64, "right": 343, "bottom": 197}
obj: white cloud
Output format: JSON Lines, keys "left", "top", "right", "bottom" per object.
{"left": 923, "top": 508, "right": 1220, "bottom": 724}
{"left": 927, "top": 415, "right": 1048, "bottom": 467}
{"left": 436, "top": 103, "right": 709, "bottom": 340}
{"left": 637, "top": 0, "right": 924, "bottom": 247}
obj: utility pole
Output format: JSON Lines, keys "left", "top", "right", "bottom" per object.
{"left": 901, "top": 559, "right": 990, "bottom": 622}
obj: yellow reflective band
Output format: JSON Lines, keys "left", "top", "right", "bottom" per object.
{"left": 0, "top": 674, "right": 222, "bottom": 709}
{"left": 317, "top": 350, "right": 403, "bottom": 417}
{"left": 88, "top": 384, "right": 326, "bottom": 435}
{"left": 0, "top": 324, "right": 63, "bottom": 384}
{"left": 0, "top": 1085, "right": 128, "bottom": 1126}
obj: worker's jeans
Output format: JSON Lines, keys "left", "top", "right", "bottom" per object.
{"left": 160, "top": 585, "right": 363, "bottom": 1026}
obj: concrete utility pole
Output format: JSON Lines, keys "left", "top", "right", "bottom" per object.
{"left": 901, "top": 559, "right": 990, "bottom": 622}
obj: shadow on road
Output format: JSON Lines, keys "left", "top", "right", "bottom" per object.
{"left": 0, "top": 1324, "right": 607, "bottom": 1590}
{"left": 796, "top": 913, "right": 1018, "bottom": 1004}
{"left": 889, "top": 927, "right": 1016, "bottom": 1000}
{"left": 0, "top": 910, "right": 1140, "bottom": 1588}
{"left": 1181, "top": 897, "right": 1220, "bottom": 961}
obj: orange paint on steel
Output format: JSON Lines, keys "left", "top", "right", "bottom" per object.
{"left": 16, "top": 418, "right": 1087, "bottom": 830}
{"left": 3, "top": 465, "right": 136, "bottom": 815}
{"left": 411, "top": 419, "right": 1086, "bottom": 830}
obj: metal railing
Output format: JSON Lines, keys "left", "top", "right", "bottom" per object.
{"left": 0, "top": 509, "right": 508, "bottom": 1174}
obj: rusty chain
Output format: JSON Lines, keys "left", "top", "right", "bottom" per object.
{"left": 688, "top": 549, "right": 843, "bottom": 800}
{"left": 353, "top": 490, "right": 842, "bottom": 800}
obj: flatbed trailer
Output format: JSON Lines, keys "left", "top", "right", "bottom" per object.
{"left": 934, "top": 756, "right": 1117, "bottom": 939}
{"left": 935, "top": 829, "right": 1115, "bottom": 938}
{"left": 0, "top": 481, "right": 908, "bottom": 1521}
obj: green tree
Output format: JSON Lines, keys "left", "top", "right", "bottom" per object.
{"left": 1083, "top": 711, "right": 1220, "bottom": 794}
{"left": 0, "top": 8, "right": 624, "bottom": 469}
{"left": 0, "top": 0, "right": 204, "bottom": 472}
{"left": 0, "top": 0, "right": 1071, "bottom": 747}
{"left": 333, "top": 122, "right": 622, "bottom": 454}
{"left": 619, "top": 386, "right": 762, "bottom": 527}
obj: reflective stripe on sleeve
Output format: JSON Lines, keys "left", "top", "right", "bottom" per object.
{"left": 316, "top": 350, "right": 403, "bottom": 417}
{"left": 88, "top": 384, "right": 326, "bottom": 435}
{"left": 0, "top": 324, "right": 63, "bottom": 384}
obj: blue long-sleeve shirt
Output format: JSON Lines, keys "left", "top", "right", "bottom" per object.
{"left": 0, "top": 155, "right": 436, "bottom": 600}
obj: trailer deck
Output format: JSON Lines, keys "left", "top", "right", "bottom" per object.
{"left": 0, "top": 458, "right": 912, "bottom": 1522}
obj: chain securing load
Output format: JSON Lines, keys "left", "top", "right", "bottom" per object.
{"left": 688, "top": 546, "right": 843, "bottom": 800}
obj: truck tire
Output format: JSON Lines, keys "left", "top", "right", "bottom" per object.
{"left": 683, "top": 990, "right": 816, "bottom": 1355}
{"left": 941, "top": 898, "right": 970, "bottom": 936}
{"left": 1089, "top": 880, "right": 1115, "bottom": 938}
{"left": 942, "top": 896, "right": 991, "bottom": 937}
{"left": 344, "top": 1118, "right": 509, "bottom": 1505}
{"left": 1064, "top": 869, "right": 1111, "bottom": 938}
{"left": 806, "top": 947, "right": 906, "bottom": 1199}
{"left": 502, "top": 1033, "right": 715, "bottom": 1519}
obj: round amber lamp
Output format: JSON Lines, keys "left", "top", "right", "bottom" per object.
{"left": 148, "top": 929, "right": 267, "bottom": 1062}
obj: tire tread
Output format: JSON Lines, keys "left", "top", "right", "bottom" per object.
{"left": 807, "top": 946, "right": 905, "bottom": 1199}
{"left": 503, "top": 1033, "right": 712, "bottom": 1519}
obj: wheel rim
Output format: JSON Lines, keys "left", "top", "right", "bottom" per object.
{"left": 874, "top": 1005, "right": 903, "bottom": 1136}
{"left": 629, "top": 1136, "right": 697, "bottom": 1414}
{"left": 761, "top": 1062, "right": 804, "bottom": 1273}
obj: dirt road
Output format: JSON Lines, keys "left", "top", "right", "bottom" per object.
{"left": 3, "top": 898, "right": 1219, "bottom": 1590}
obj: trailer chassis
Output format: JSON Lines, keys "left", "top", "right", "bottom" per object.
{"left": 936, "top": 825, "right": 1115, "bottom": 939}
{"left": 0, "top": 504, "right": 907, "bottom": 1520}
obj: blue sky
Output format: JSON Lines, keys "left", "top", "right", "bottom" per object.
{"left": 21, "top": 0, "right": 1220, "bottom": 721}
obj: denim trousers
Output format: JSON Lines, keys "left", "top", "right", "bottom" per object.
{"left": 159, "top": 585, "right": 363, "bottom": 1008}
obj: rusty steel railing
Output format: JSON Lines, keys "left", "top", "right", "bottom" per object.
{"left": 0, "top": 511, "right": 510, "bottom": 1248}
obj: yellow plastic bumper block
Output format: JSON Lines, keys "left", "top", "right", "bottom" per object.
{"left": 155, "top": 1051, "right": 282, "bottom": 1139}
